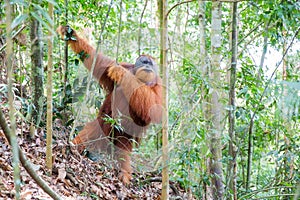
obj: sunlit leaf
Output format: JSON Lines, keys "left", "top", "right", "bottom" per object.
{"left": 11, "top": 14, "right": 28, "bottom": 30}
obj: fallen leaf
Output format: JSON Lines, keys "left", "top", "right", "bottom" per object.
{"left": 20, "top": 189, "right": 33, "bottom": 200}
{"left": 57, "top": 168, "right": 67, "bottom": 181}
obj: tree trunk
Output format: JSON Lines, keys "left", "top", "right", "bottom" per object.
{"left": 228, "top": 2, "right": 238, "bottom": 200}
{"left": 159, "top": 0, "right": 169, "bottom": 199}
{"left": 246, "top": 118, "right": 253, "bottom": 191}
{"left": 46, "top": 2, "right": 54, "bottom": 173}
{"left": 198, "top": 1, "right": 213, "bottom": 199}
{"left": 210, "top": 1, "right": 224, "bottom": 199}
{"left": 30, "top": 4, "right": 44, "bottom": 129}
{"left": 63, "top": 0, "right": 69, "bottom": 110}
{"left": 199, "top": 0, "right": 207, "bottom": 76}
{"left": 257, "top": 19, "right": 271, "bottom": 81}
{"left": 5, "top": 1, "right": 21, "bottom": 199}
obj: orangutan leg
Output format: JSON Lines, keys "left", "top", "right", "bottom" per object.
{"left": 114, "top": 136, "right": 133, "bottom": 185}
{"left": 72, "top": 119, "right": 111, "bottom": 154}
{"left": 116, "top": 149, "right": 132, "bottom": 184}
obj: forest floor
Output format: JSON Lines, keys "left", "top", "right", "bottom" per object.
{"left": 0, "top": 108, "right": 189, "bottom": 199}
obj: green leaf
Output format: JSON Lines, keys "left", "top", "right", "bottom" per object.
{"left": 11, "top": 14, "right": 28, "bottom": 30}
{"left": 66, "top": 119, "right": 74, "bottom": 126}
{"left": 31, "top": 12, "right": 55, "bottom": 35}
{"left": 32, "top": 3, "right": 54, "bottom": 26}
{"left": 44, "top": 0, "right": 58, "bottom": 7}
{"left": 11, "top": 0, "right": 28, "bottom": 6}
{"left": 74, "top": 59, "right": 79, "bottom": 66}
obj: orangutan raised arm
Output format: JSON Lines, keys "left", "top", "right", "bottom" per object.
{"left": 57, "top": 25, "right": 122, "bottom": 92}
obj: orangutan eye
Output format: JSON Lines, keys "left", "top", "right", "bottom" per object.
{"left": 141, "top": 57, "right": 152, "bottom": 65}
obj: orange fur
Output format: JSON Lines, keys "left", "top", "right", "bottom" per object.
{"left": 107, "top": 64, "right": 127, "bottom": 84}
{"left": 57, "top": 26, "right": 117, "bottom": 92}
{"left": 57, "top": 26, "right": 162, "bottom": 185}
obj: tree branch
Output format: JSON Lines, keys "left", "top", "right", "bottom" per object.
{"left": 166, "top": 0, "right": 246, "bottom": 18}
{"left": 0, "top": 109, "right": 63, "bottom": 200}
{"left": 166, "top": 0, "right": 196, "bottom": 18}
{"left": 138, "top": 0, "right": 148, "bottom": 55}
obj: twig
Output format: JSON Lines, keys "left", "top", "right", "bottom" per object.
{"left": 237, "top": 22, "right": 263, "bottom": 46}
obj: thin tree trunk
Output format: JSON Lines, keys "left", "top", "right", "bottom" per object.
{"left": 282, "top": 31, "right": 293, "bottom": 198}
{"left": 5, "top": 1, "right": 21, "bottom": 198}
{"left": 210, "top": 1, "right": 224, "bottom": 199}
{"left": 282, "top": 31, "right": 287, "bottom": 81}
{"left": 198, "top": 1, "right": 213, "bottom": 199}
{"left": 246, "top": 26, "right": 264, "bottom": 187}
{"left": 46, "top": 2, "right": 54, "bottom": 173}
{"left": 138, "top": 0, "right": 148, "bottom": 56}
{"left": 160, "top": 0, "right": 169, "bottom": 199}
{"left": 228, "top": 1, "right": 238, "bottom": 199}
{"left": 63, "top": 0, "right": 69, "bottom": 112}
{"left": 199, "top": 1, "right": 207, "bottom": 76}
{"left": 246, "top": 119, "right": 253, "bottom": 191}
{"left": 246, "top": 19, "right": 272, "bottom": 190}
{"left": 257, "top": 19, "right": 271, "bottom": 80}
{"left": 30, "top": 3, "right": 44, "bottom": 129}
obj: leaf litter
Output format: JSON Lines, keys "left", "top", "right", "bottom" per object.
{"left": 0, "top": 117, "right": 190, "bottom": 199}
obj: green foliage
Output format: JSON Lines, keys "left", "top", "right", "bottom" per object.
{"left": 103, "top": 114, "right": 124, "bottom": 133}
